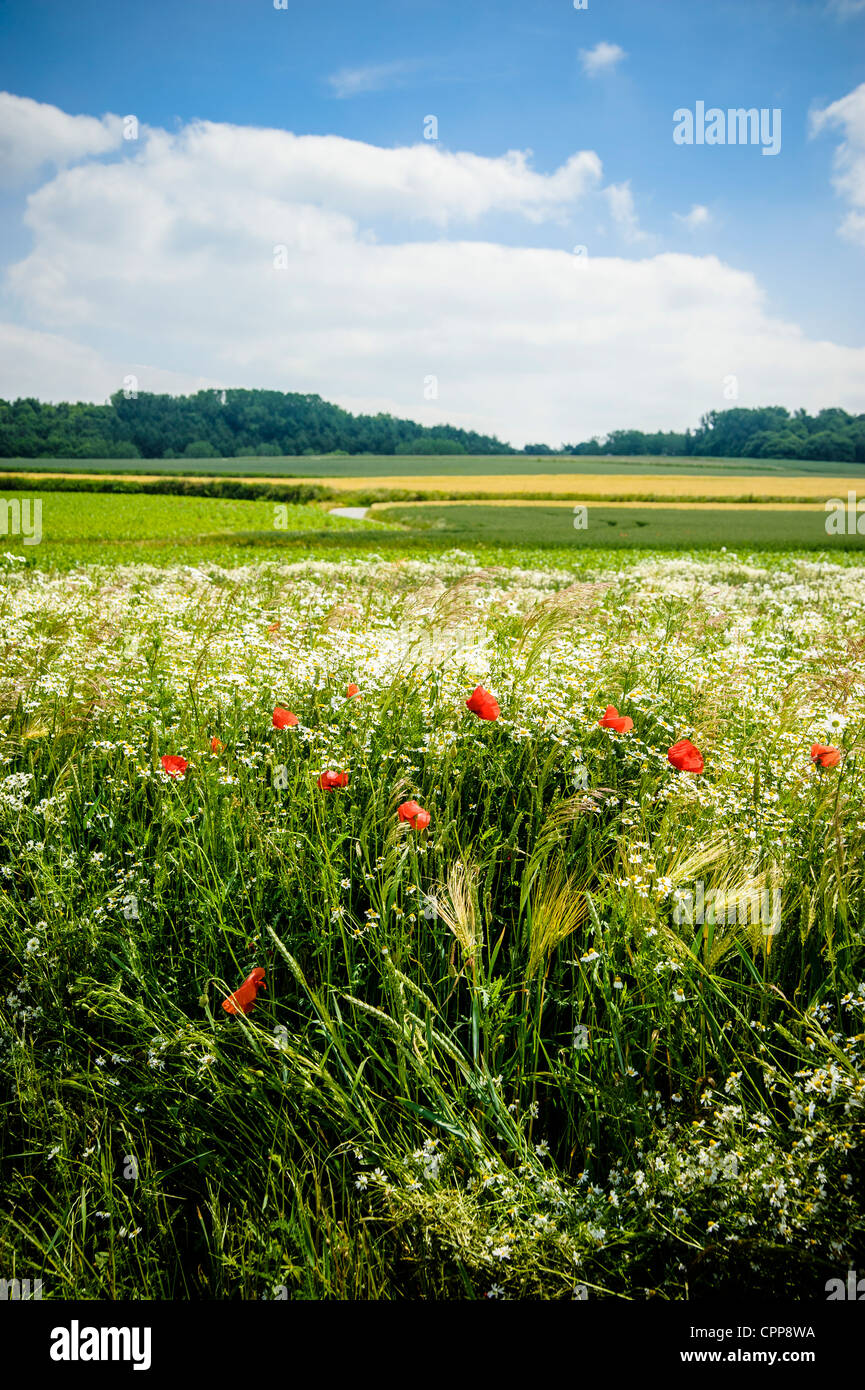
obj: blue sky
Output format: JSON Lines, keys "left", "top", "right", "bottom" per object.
{"left": 0, "top": 0, "right": 863, "bottom": 444}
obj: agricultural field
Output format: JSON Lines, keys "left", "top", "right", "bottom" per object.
{"left": 374, "top": 502, "right": 865, "bottom": 550}
{"left": 0, "top": 538, "right": 863, "bottom": 1300}
{"left": 0, "top": 491, "right": 386, "bottom": 567}
{"left": 4, "top": 491, "right": 865, "bottom": 568}
{"left": 4, "top": 452, "right": 865, "bottom": 480}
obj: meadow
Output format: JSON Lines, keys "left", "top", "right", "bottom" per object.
{"left": 0, "top": 528, "right": 863, "bottom": 1300}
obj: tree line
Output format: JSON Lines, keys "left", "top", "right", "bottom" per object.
{"left": 0, "top": 392, "right": 862, "bottom": 463}
{"left": 0, "top": 389, "right": 510, "bottom": 459}
{"left": 554, "top": 406, "right": 865, "bottom": 463}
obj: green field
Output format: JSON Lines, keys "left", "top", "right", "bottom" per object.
{"left": 3, "top": 453, "right": 865, "bottom": 479}
{"left": 4, "top": 491, "right": 369, "bottom": 538}
{"left": 0, "top": 490, "right": 386, "bottom": 563}
{"left": 377, "top": 502, "right": 863, "bottom": 549}
{"left": 3, "top": 491, "right": 865, "bottom": 566}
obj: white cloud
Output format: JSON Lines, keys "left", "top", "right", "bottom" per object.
{"left": 604, "top": 182, "right": 648, "bottom": 243}
{"left": 0, "top": 91, "right": 123, "bottom": 186}
{"left": 327, "top": 61, "right": 419, "bottom": 98}
{"left": 46, "top": 118, "right": 600, "bottom": 231}
{"left": 811, "top": 83, "right": 865, "bottom": 246}
{"left": 579, "top": 42, "right": 626, "bottom": 77}
{"left": 674, "top": 204, "right": 711, "bottom": 231}
{"left": 828, "top": 0, "right": 865, "bottom": 16}
{"left": 2, "top": 102, "right": 865, "bottom": 446}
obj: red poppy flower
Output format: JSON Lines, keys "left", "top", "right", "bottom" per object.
{"left": 210, "top": 736, "right": 223, "bottom": 753}
{"left": 397, "top": 800, "right": 431, "bottom": 831}
{"left": 346, "top": 684, "right": 360, "bottom": 698}
{"left": 667, "top": 739, "right": 704, "bottom": 774}
{"left": 811, "top": 743, "right": 841, "bottom": 768}
{"left": 273, "top": 707, "right": 299, "bottom": 729}
{"left": 317, "top": 770, "right": 349, "bottom": 790}
{"left": 598, "top": 704, "right": 634, "bottom": 734}
{"left": 160, "top": 754, "right": 188, "bottom": 778}
{"left": 466, "top": 684, "right": 500, "bottom": 721}
{"left": 222, "top": 967, "right": 266, "bottom": 1017}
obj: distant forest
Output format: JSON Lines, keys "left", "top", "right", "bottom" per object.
{"left": 0, "top": 390, "right": 510, "bottom": 459}
{"left": 1, "top": 391, "right": 863, "bottom": 463}
{"left": 554, "top": 405, "right": 865, "bottom": 464}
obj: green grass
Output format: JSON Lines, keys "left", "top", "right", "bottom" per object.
{"left": 4, "top": 492, "right": 865, "bottom": 569}
{"left": 0, "top": 550, "right": 863, "bottom": 1299}
{"left": 0, "top": 490, "right": 378, "bottom": 540}
{"left": 3, "top": 453, "right": 864, "bottom": 479}
{"left": 0, "top": 490, "right": 385, "bottom": 564}
{"left": 379, "top": 503, "right": 865, "bottom": 550}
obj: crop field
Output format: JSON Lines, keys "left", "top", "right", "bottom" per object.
{"left": 4, "top": 453, "right": 865, "bottom": 481}
{"left": 5, "top": 491, "right": 865, "bottom": 568}
{"left": 0, "top": 491, "right": 377, "bottom": 541}
{"left": 0, "top": 539, "right": 863, "bottom": 1300}
{"left": 0, "top": 491, "right": 388, "bottom": 566}
{"left": 374, "top": 502, "right": 865, "bottom": 550}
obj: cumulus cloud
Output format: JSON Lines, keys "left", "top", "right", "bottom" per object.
{"left": 811, "top": 82, "right": 865, "bottom": 246}
{"left": 674, "top": 204, "right": 711, "bottom": 230}
{"left": 0, "top": 91, "right": 123, "bottom": 186}
{"left": 57, "top": 118, "right": 602, "bottom": 230}
{"left": 2, "top": 101, "right": 865, "bottom": 445}
{"left": 579, "top": 42, "right": 626, "bottom": 77}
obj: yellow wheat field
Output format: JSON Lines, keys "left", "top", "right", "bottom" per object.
{"left": 9, "top": 470, "right": 857, "bottom": 503}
